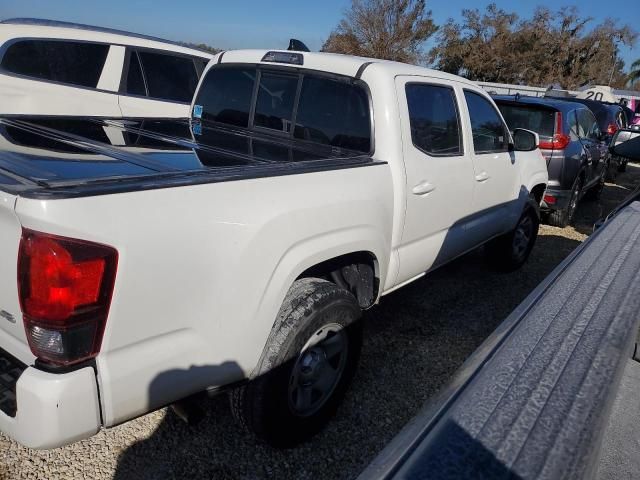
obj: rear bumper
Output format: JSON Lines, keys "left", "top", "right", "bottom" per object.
{"left": 0, "top": 350, "right": 101, "bottom": 449}
{"left": 541, "top": 187, "right": 571, "bottom": 211}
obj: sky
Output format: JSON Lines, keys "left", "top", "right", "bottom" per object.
{"left": 0, "top": 0, "right": 638, "bottom": 67}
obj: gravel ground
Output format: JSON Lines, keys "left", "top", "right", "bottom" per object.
{"left": 2, "top": 164, "right": 640, "bottom": 480}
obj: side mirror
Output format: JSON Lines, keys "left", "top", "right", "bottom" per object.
{"left": 609, "top": 129, "right": 640, "bottom": 161}
{"left": 511, "top": 128, "right": 539, "bottom": 152}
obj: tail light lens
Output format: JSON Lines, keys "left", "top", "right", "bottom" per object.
{"left": 18, "top": 229, "right": 118, "bottom": 366}
{"left": 607, "top": 123, "right": 618, "bottom": 135}
{"left": 539, "top": 112, "right": 571, "bottom": 150}
{"left": 544, "top": 194, "right": 557, "bottom": 205}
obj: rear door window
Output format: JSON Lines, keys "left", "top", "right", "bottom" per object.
{"left": 137, "top": 51, "right": 199, "bottom": 103}
{"left": 194, "top": 67, "right": 256, "bottom": 127}
{"left": 405, "top": 83, "right": 462, "bottom": 156}
{"left": 1, "top": 39, "right": 109, "bottom": 88}
{"left": 464, "top": 91, "right": 509, "bottom": 153}
{"left": 294, "top": 75, "right": 371, "bottom": 152}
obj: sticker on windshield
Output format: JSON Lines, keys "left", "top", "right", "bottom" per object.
{"left": 192, "top": 122, "right": 202, "bottom": 136}
{"left": 193, "top": 104, "right": 203, "bottom": 119}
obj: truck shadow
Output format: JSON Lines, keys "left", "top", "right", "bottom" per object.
{"left": 113, "top": 233, "right": 581, "bottom": 480}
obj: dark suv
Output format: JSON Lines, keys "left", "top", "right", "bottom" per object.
{"left": 494, "top": 95, "right": 609, "bottom": 227}
{"left": 547, "top": 97, "right": 629, "bottom": 174}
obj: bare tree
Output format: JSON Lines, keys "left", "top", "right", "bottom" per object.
{"left": 430, "top": 4, "right": 637, "bottom": 90}
{"left": 322, "top": 0, "right": 437, "bottom": 64}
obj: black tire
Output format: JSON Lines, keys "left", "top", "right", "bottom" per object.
{"left": 618, "top": 160, "right": 627, "bottom": 173}
{"left": 584, "top": 174, "right": 604, "bottom": 201}
{"left": 547, "top": 176, "right": 583, "bottom": 228}
{"left": 230, "top": 278, "right": 362, "bottom": 447}
{"left": 485, "top": 196, "right": 540, "bottom": 272}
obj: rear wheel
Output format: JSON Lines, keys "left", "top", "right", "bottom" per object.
{"left": 230, "top": 278, "right": 362, "bottom": 447}
{"left": 486, "top": 196, "right": 540, "bottom": 272}
{"left": 548, "top": 177, "right": 582, "bottom": 228}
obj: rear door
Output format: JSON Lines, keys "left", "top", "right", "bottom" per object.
{"left": 395, "top": 77, "right": 475, "bottom": 283}
{"left": 118, "top": 49, "right": 202, "bottom": 118}
{"left": 461, "top": 90, "right": 521, "bottom": 240}
{"left": 0, "top": 39, "right": 122, "bottom": 117}
{"left": 577, "top": 108, "right": 604, "bottom": 186}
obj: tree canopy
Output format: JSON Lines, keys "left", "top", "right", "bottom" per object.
{"left": 429, "top": 4, "right": 637, "bottom": 89}
{"left": 321, "top": 0, "right": 437, "bottom": 64}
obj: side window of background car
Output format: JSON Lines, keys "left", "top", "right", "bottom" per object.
{"left": 578, "top": 109, "right": 600, "bottom": 141}
{"left": 137, "top": 51, "right": 199, "bottom": 103}
{"left": 1, "top": 39, "right": 109, "bottom": 88}
{"left": 405, "top": 83, "right": 462, "bottom": 156}
{"left": 463, "top": 91, "right": 509, "bottom": 154}
{"left": 125, "top": 52, "right": 146, "bottom": 96}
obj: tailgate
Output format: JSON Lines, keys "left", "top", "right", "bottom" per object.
{"left": 0, "top": 190, "right": 32, "bottom": 364}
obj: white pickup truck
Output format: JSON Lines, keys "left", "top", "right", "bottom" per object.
{"left": 0, "top": 49, "right": 547, "bottom": 449}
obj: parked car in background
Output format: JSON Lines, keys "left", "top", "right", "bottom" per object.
{"left": 0, "top": 50, "right": 547, "bottom": 450}
{"left": 494, "top": 95, "right": 608, "bottom": 227}
{"left": 548, "top": 96, "right": 629, "bottom": 174}
{"left": 0, "top": 18, "right": 212, "bottom": 118}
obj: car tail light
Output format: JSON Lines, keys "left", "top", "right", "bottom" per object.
{"left": 539, "top": 112, "right": 570, "bottom": 150}
{"left": 544, "top": 194, "right": 557, "bottom": 205}
{"left": 18, "top": 229, "right": 118, "bottom": 366}
{"left": 607, "top": 123, "right": 618, "bottom": 135}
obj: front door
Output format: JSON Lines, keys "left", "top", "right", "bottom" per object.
{"left": 395, "top": 76, "right": 475, "bottom": 284}
{"left": 460, "top": 90, "right": 522, "bottom": 241}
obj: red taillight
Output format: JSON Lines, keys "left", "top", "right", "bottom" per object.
{"left": 538, "top": 112, "right": 570, "bottom": 150}
{"left": 544, "top": 194, "right": 557, "bottom": 205}
{"left": 18, "top": 229, "right": 118, "bottom": 366}
{"left": 607, "top": 123, "right": 618, "bottom": 135}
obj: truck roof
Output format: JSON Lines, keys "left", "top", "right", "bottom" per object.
{"left": 217, "top": 49, "right": 479, "bottom": 86}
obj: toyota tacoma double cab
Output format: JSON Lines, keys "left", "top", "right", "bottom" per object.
{"left": 0, "top": 49, "right": 547, "bottom": 449}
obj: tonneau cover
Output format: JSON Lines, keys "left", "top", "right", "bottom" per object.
{"left": 0, "top": 117, "right": 376, "bottom": 198}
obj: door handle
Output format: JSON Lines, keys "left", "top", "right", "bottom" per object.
{"left": 475, "top": 172, "right": 490, "bottom": 182}
{"left": 412, "top": 181, "right": 436, "bottom": 195}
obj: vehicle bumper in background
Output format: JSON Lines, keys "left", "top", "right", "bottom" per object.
{"left": 541, "top": 187, "right": 571, "bottom": 211}
{"left": 0, "top": 348, "right": 101, "bottom": 449}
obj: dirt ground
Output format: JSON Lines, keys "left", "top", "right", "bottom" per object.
{"left": 2, "top": 163, "right": 640, "bottom": 480}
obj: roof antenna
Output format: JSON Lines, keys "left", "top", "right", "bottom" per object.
{"left": 288, "top": 39, "right": 310, "bottom": 52}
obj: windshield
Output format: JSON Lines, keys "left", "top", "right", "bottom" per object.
{"left": 497, "top": 103, "right": 556, "bottom": 138}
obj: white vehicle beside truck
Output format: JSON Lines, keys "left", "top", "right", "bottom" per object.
{"left": 0, "top": 49, "right": 547, "bottom": 449}
{"left": 0, "top": 18, "right": 212, "bottom": 118}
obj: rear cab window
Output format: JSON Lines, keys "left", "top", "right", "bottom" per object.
{"left": 464, "top": 91, "right": 509, "bottom": 153}
{"left": 1, "top": 39, "right": 109, "bottom": 88}
{"left": 193, "top": 65, "right": 372, "bottom": 153}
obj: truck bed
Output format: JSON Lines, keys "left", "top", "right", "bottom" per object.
{"left": 0, "top": 117, "right": 379, "bottom": 199}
